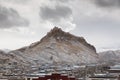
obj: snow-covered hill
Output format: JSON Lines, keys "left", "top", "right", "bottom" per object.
{"left": 0, "top": 50, "right": 29, "bottom": 66}
{"left": 99, "top": 50, "right": 120, "bottom": 63}
{"left": 0, "top": 50, "right": 9, "bottom": 63}
{"left": 10, "top": 27, "right": 98, "bottom": 65}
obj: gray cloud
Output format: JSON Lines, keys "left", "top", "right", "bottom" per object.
{"left": 40, "top": 5, "right": 72, "bottom": 22}
{"left": 95, "top": 0, "right": 120, "bottom": 8}
{"left": 0, "top": 0, "right": 29, "bottom": 4}
{"left": 50, "top": 0, "right": 70, "bottom": 3}
{"left": 0, "top": 5, "right": 29, "bottom": 29}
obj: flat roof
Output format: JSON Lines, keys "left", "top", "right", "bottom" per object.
{"left": 89, "top": 76, "right": 117, "bottom": 79}
{"left": 108, "top": 69, "right": 120, "bottom": 73}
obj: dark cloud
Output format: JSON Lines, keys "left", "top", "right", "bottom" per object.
{"left": 40, "top": 5, "right": 72, "bottom": 22}
{"left": 95, "top": 0, "right": 120, "bottom": 8}
{"left": 0, "top": 5, "right": 29, "bottom": 29}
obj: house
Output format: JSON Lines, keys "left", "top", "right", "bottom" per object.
{"left": 107, "top": 64, "right": 120, "bottom": 77}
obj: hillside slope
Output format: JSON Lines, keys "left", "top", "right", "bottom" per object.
{"left": 11, "top": 27, "right": 98, "bottom": 65}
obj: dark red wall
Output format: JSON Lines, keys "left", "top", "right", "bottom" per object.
{"left": 32, "top": 73, "right": 75, "bottom": 80}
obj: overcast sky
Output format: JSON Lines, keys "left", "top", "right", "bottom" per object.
{"left": 0, "top": 0, "right": 120, "bottom": 52}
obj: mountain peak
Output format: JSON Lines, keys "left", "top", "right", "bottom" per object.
{"left": 51, "top": 27, "right": 63, "bottom": 32}
{"left": 41, "top": 27, "right": 76, "bottom": 41}
{"left": 40, "top": 27, "right": 96, "bottom": 52}
{"left": 46, "top": 27, "right": 66, "bottom": 38}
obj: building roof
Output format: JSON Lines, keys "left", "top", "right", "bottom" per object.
{"left": 108, "top": 69, "right": 120, "bottom": 73}
{"left": 89, "top": 76, "right": 117, "bottom": 79}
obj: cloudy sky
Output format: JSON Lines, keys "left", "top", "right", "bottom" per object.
{"left": 0, "top": 0, "right": 120, "bottom": 52}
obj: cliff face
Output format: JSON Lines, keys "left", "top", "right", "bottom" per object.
{"left": 12, "top": 27, "right": 98, "bottom": 65}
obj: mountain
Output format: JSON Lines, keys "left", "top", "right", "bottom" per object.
{"left": 99, "top": 50, "right": 120, "bottom": 64}
{"left": 0, "top": 50, "right": 11, "bottom": 63}
{"left": 10, "top": 27, "right": 98, "bottom": 65}
{"left": 0, "top": 49, "right": 30, "bottom": 66}
{"left": 0, "top": 50, "right": 8, "bottom": 63}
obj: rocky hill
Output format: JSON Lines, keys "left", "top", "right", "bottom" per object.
{"left": 0, "top": 50, "right": 30, "bottom": 66}
{"left": 10, "top": 27, "right": 98, "bottom": 65}
{"left": 99, "top": 50, "right": 120, "bottom": 64}
{"left": 0, "top": 50, "right": 9, "bottom": 64}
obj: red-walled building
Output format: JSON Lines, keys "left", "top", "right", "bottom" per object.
{"left": 32, "top": 73, "right": 76, "bottom": 80}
